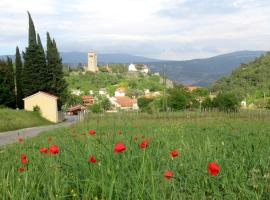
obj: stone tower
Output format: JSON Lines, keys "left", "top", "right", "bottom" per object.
{"left": 87, "top": 52, "right": 98, "bottom": 72}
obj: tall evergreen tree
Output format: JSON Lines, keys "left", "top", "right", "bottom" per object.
{"left": 22, "top": 12, "right": 47, "bottom": 97}
{"left": 36, "top": 33, "right": 48, "bottom": 90}
{"left": 15, "top": 47, "right": 24, "bottom": 109}
{"left": 0, "top": 58, "right": 16, "bottom": 108}
{"left": 46, "top": 32, "right": 67, "bottom": 109}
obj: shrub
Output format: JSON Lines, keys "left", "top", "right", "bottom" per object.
{"left": 213, "top": 92, "right": 240, "bottom": 112}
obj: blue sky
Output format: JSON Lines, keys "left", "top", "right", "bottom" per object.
{"left": 1, "top": 0, "right": 270, "bottom": 60}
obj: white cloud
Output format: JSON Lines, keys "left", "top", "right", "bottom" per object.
{"left": 0, "top": 0, "right": 270, "bottom": 59}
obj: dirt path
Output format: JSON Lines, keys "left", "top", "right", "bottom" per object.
{"left": 0, "top": 116, "right": 78, "bottom": 146}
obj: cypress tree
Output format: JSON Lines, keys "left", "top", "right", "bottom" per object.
{"left": 15, "top": 46, "right": 24, "bottom": 109}
{"left": 36, "top": 33, "right": 48, "bottom": 91}
{"left": 46, "top": 32, "right": 67, "bottom": 109}
{"left": 0, "top": 58, "right": 16, "bottom": 108}
{"left": 28, "top": 11, "right": 36, "bottom": 46}
{"left": 22, "top": 12, "right": 47, "bottom": 97}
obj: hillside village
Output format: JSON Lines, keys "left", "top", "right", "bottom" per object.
{"left": 66, "top": 52, "right": 175, "bottom": 113}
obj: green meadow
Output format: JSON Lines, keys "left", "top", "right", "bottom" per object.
{"left": 0, "top": 108, "right": 51, "bottom": 132}
{"left": 0, "top": 112, "right": 269, "bottom": 199}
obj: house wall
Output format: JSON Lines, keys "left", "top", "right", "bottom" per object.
{"left": 24, "top": 93, "right": 59, "bottom": 123}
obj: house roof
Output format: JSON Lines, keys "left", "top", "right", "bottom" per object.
{"left": 81, "top": 95, "right": 94, "bottom": 100}
{"left": 185, "top": 85, "right": 199, "bottom": 92}
{"left": 67, "top": 104, "right": 86, "bottom": 112}
{"left": 23, "top": 91, "right": 58, "bottom": 101}
{"left": 114, "top": 96, "right": 137, "bottom": 107}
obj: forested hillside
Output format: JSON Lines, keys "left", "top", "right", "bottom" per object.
{"left": 211, "top": 52, "right": 270, "bottom": 103}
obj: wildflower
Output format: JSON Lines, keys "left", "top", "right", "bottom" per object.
{"left": 114, "top": 142, "right": 126, "bottom": 153}
{"left": 208, "top": 162, "right": 220, "bottom": 176}
{"left": 118, "top": 131, "right": 122, "bottom": 135}
{"left": 40, "top": 147, "right": 48, "bottom": 153}
{"left": 89, "top": 155, "right": 97, "bottom": 163}
{"left": 19, "top": 167, "right": 27, "bottom": 172}
{"left": 21, "top": 154, "right": 27, "bottom": 164}
{"left": 141, "top": 134, "right": 145, "bottom": 139}
{"left": 89, "top": 129, "right": 96, "bottom": 135}
{"left": 164, "top": 170, "right": 173, "bottom": 179}
{"left": 134, "top": 137, "right": 138, "bottom": 142}
{"left": 18, "top": 136, "right": 24, "bottom": 142}
{"left": 49, "top": 144, "right": 60, "bottom": 154}
{"left": 171, "top": 150, "right": 178, "bottom": 157}
{"left": 140, "top": 140, "right": 149, "bottom": 149}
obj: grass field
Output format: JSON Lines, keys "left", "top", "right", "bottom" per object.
{"left": 0, "top": 112, "right": 269, "bottom": 199}
{"left": 0, "top": 108, "right": 52, "bottom": 132}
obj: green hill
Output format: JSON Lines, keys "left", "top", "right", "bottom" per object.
{"left": 0, "top": 108, "right": 51, "bottom": 132}
{"left": 211, "top": 52, "right": 270, "bottom": 104}
{"left": 65, "top": 69, "right": 167, "bottom": 97}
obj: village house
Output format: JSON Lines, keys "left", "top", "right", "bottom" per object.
{"left": 81, "top": 96, "right": 95, "bottom": 106}
{"left": 128, "top": 63, "right": 150, "bottom": 74}
{"left": 128, "top": 63, "right": 137, "bottom": 72}
{"left": 23, "top": 91, "right": 64, "bottom": 123}
{"left": 99, "top": 88, "right": 108, "bottom": 96}
{"left": 109, "top": 96, "right": 138, "bottom": 111}
{"left": 67, "top": 104, "right": 86, "bottom": 115}
{"left": 115, "top": 87, "right": 126, "bottom": 97}
{"left": 185, "top": 85, "right": 199, "bottom": 92}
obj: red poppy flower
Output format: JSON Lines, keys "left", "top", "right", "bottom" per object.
{"left": 18, "top": 136, "right": 24, "bottom": 142}
{"left": 134, "top": 137, "right": 138, "bottom": 142}
{"left": 171, "top": 150, "right": 178, "bottom": 157}
{"left": 140, "top": 140, "right": 149, "bottom": 149}
{"left": 89, "top": 155, "right": 97, "bottom": 163}
{"left": 89, "top": 129, "right": 96, "bottom": 135}
{"left": 114, "top": 142, "right": 126, "bottom": 153}
{"left": 118, "top": 131, "right": 122, "bottom": 135}
{"left": 19, "top": 166, "right": 27, "bottom": 172}
{"left": 21, "top": 154, "right": 27, "bottom": 164}
{"left": 164, "top": 170, "right": 173, "bottom": 179}
{"left": 40, "top": 147, "right": 48, "bottom": 153}
{"left": 49, "top": 144, "right": 60, "bottom": 154}
{"left": 81, "top": 131, "right": 86, "bottom": 136}
{"left": 208, "top": 162, "right": 220, "bottom": 176}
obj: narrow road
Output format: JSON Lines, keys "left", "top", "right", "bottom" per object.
{"left": 0, "top": 116, "right": 78, "bottom": 146}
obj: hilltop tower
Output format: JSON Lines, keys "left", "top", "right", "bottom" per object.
{"left": 87, "top": 52, "right": 98, "bottom": 72}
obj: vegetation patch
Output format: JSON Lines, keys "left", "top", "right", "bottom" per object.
{"left": 0, "top": 112, "right": 269, "bottom": 199}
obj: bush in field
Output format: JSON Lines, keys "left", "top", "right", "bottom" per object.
{"left": 213, "top": 92, "right": 240, "bottom": 112}
{"left": 89, "top": 104, "right": 102, "bottom": 113}
{"left": 202, "top": 97, "right": 214, "bottom": 110}
{"left": 138, "top": 97, "right": 154, "bottom": 112}
{"left": 167, "top": 87, "right": 188, "bottom": 110}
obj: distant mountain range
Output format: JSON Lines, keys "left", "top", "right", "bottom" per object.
{"left": 0, "top": 50, "right": 266, "bottom": 86}
{"left": 148, "top": 51, "right": 266, "bottom": 86}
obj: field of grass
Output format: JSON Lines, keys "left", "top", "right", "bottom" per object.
{"left": 0, "top": 112, "right": 270, "bottom": 199}
{"left": 0, "top": 108, "right": 52, "bottom": 132}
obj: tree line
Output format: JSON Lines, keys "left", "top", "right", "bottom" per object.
{"left": 0, "top": 12, "right": 67, "bottom": 110}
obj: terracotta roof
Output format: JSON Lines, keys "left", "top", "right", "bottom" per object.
{"left": 23, "top": 91, "right": 58, "bottom": 100}
{"left": 81, "top": 96, "right": 94, "bottom": 100}
{"left": 114, "top": 96, "right": 137, "bottom": 107}
{"left": 67, "top": 104, "right": 86, "bottom": 112}
{"left": 185, "top": 85, "right": 199, "bottom": 92}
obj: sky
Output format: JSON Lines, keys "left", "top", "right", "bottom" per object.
{"left": 1, "top": 0, "right": 270, "bottom": 60}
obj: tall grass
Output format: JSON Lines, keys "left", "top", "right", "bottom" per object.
{"left": 0, "top": 112, "right": 269, "bottom": 199}
{"left": 0, "top": 108, "right": 51, "bottom": 132}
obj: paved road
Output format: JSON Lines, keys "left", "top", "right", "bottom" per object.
{"left": 0, "top": 116, "right": 78, "bottom": 146}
